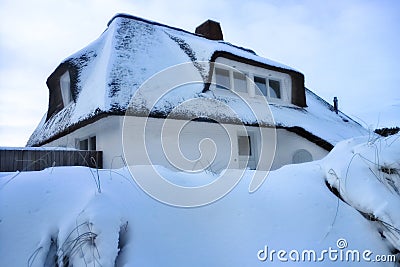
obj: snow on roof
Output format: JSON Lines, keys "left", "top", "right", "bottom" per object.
{"left": 272, "top": 89, "right": 369, "bottom": 147}
{"left": 27, "top": 14, "right": 368, "bottom": 147}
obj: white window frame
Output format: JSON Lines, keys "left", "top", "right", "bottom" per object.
{"left": 214, "top": 67, "right": 250, "bottom": 94}
{"left": 237, "top": 133, "right": 257, "bottom": 170}
{"left": 76, "top": 135, "right": 97, "bottom": 151}
{"left": 232, "top": 70, "right": 248, "bottom": 93}
{"left": 213, "top": 57, "right": 292, "bottom": 104}
{"left": 253, "top": 75, "right": 283, "bottom": 100}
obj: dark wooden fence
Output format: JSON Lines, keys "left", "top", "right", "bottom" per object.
{"left": 0, "top": 148, "right": 103, "bottom": 172}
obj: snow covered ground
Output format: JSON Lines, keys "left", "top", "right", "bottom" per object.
{"left": 1, "top": 134, "right": 399, "bottom": 266}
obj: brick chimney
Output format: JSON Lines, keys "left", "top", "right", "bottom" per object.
{"left": 195, "top": 20, "right": 223, "bottom": 41}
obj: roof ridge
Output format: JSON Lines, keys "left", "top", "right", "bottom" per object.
{"left": 107, "top": 13, "right": 202, "bottom": 38}
{"left": 107, "top": 13, "right": 257, "bottom": 55}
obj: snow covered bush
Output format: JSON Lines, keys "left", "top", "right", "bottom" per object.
{"left": 324, "top": 134, "right": 400, "bottom": 253}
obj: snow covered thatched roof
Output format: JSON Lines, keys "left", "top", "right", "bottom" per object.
{"left": 28, "top": 14, "right": 367, "bottom": 148}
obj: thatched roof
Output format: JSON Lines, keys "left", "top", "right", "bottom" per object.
{"left": 28, "top": 14, "right": 367, "bottom": 148}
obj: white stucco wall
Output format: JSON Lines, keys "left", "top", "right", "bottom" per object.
{"left": 123, "top": 117, "right": 235, "bottom": 172}
{"left": 43, "top": 116, "right": 328, "bottom": 171}
{"left": 272, "top": 128, "right": 328, "bottom": 169}
{"left": 43, "top": 116, "right": 125, "bottom": 168}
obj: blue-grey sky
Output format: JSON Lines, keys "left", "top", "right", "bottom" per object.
{"left": 0, "top": 0, "right": 399, "bottom": 146}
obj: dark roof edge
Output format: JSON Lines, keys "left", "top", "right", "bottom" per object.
{"left": 281, "top": 126, "right": 334, "bottom": 151}
{"left": 30, "top": 112, "right": 121, "bottom": 147}
{"left": 211, "top": 51, "right": 303, "bottom": 75}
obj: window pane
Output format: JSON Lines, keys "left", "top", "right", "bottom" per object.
{"left": 233, "top": 72, "right": 247, "bottom": 93}
{"left": 269, "top": 79, "right": 281, "bottom": 98}
{"left": 215, "top": 68, "right": 230, "bottom": 90}
{"left": 60, "top": 71, "right": 72, "bottom": 105}
{"left": 79, "top": 139, "right": 88, "bottom": 150}
{"left": 89, "top": 136, "right": 96, "bottom": 150}
{"left": 254, "top": 76, "right": 267, "bottom": 96}
{"left": 238, "top": 136, "right": 252, "bottom": 156}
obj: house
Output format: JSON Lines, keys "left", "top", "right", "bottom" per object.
{"left": 27, "top": 14, "right": 367, "bottom": 172}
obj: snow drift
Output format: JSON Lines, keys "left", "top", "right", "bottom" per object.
{"left": 1, "top": 134, "right": 399, "bottom": 266}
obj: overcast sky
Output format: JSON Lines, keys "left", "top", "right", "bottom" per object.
{"left": 0, "top": 0, "right": 399, "bottom": 147}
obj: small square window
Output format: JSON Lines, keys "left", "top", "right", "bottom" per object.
{"left": 269, "top": 79, "right": 281, "bottom": 98}
{"left": 79, "top": 139, "right": 88, "bottom": 150}
{"left": 233, "top": 72, "right": 247, "bottom": 93}
{"left": 254, "top": 76, "right": 267, "bottom": 96}
{"left": 215, "top": 68, "right": 230, "bottom": 90}
{"left": 238, "top": 136, "right": 252, "bottom": 156}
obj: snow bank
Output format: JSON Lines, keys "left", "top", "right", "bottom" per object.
{"left": 324, "top": 134, "right": 400, "bottom": 252}
{"left": 1, "top": 135, "right": 399, "bottom": 266}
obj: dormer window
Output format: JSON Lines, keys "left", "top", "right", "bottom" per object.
{"left": 213, "top": 57, "right": 293, "bottom": 104}
{"left": 60, "top": 71, "right": 72, "bottom": 106}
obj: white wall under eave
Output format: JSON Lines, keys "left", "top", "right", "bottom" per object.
{"left": 272, "top": 128, "right": 328, "bottom": 170}
{"left": 122, "top": 118, "right": 303, "bottom": 172}
{"left": 122, "top": 117, "right": 245, "bottom": 172}
{"left": 42, "top": 116, "right": 329, "bottom": 171}
{"left": 42, "top": 116, "right": 126, "bottom": 169}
